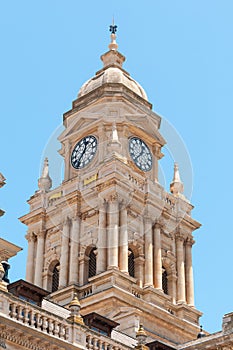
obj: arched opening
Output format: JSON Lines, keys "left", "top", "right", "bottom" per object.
{"left": 128, "top": 248, "right": 135, "bottom": 277}
{"left": 162, "top": 267, "right": 168, "bottom": 295}
{"left": 52, "top": 263, "right": 60, "bottom": 292}
{"left": 88, "top": 248, "right": 96, "bottom": 278}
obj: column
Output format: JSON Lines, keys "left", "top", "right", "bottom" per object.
{"left": 107, "top": 197, "right": 119, "bottom": 269}
{"left": 153, "top": 223, "right": 162, "bottom": 290}
{"left": 59, "top": 217, "right": 70, "bottom": 288}
{"left": 34, "top": 231, "right": 45, "bottom": 287}
{"left": 119, "top": 206, "right": 128, "bottom": 273}
{"left": 144, "top": 217, "right": 153, "bottom": 287}
{"left": 96, "top": 201, "right": 107, "bottom": 274}
{"left": 69, "top": 217, "right": 80, "bottom": 284}
{"left": 135, "top": 256, "right": 144, "bottom": 287}
{"left": 64, "top": 140, "right": 71, "bottom": 181}
{"left": 185, "top": 237, "right": 195, "bottom": 306}
{"left": 25, "top": 232, "right": 35, "bottom": 283}
{"left": 176, "top": 234, "right": 186, "bottom": 303}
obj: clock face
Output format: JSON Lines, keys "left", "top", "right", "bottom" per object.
{"left": 71, "top": 135, "right": 97, "bottom": 169}
{"left": 129, "top": 137, "right": 152, "bottom": 172}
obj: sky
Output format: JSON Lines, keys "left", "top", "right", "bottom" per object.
{"left": 0, "top": 0, "right": 233, "bottom": 334}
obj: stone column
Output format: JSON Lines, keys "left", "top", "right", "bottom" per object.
{"left": 176, "top": 234, "right": 186, "bottom": 303}
{"left": 119, "top": 205, "right": 128, "bottom": 273}
{"left": 185, "top": 237, "right": 195, "bottom": 306}
{"left": 25, "top": 232, "right": 35, "bottom": 283}
{"left": 135, "top": 256, "right": 144, "bottom": 287}
{"left": 144, "top": 217, "right": 153, "bottom": 287}
{"left": 107, "top": 196, "right": 119, "bottom": 269}
{"left": 64, "top": 140, "right": 71, "bottom": 181}
{"left": 34, "top": 231, "right": 45, "bottom": 287}
{"left": 69, "top": 217, "right": 80, "bottom": 284}
{"left": 153, "top": 223, "right": 162, "bottom": 290}
{"left": 59, "top": 217, "right": 70, "bottom": 288}
{"left": 96, "top": 201, "right": 107, "bottom": 274}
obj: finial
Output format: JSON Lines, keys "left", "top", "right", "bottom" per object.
{"left": 38, "top": 157, "right": 52, "bottom": 192}
{"left": 136, "top": 324, "right": 147, "bottom": 345}
{"left": 108, "top": 20, "right": 118, "bottom": 51}
{"left": 170, "top": 162, "right": 184, "bottom": 197}
{"left": 67, "top": 293, "right": 84, "bottom": 325}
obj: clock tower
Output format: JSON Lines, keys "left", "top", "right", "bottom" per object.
{"left": 20, "top": 28, "right": 202, "bottom": 346}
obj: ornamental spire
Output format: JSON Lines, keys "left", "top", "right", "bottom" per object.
{"left": 109, "top": 18, "right": 118, "bottom": 51}
{"left": 101, "top": 22, "right": 125, "bottom": 68}
{"left": 170, "top": 162, "right": 184, "bottom": 197}
{"left": 38, "top": 157, "right": 52, "bottom": 192}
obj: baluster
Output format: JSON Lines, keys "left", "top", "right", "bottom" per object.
{"left": 30, "top": 309, "right": 35, "bottom": 327}
{"left": 36, "top": 313, "right": 42, "bottom": 330}
{"left": 42, "top": 316, "right": 48, "bottom": 332}
{"left": 87, "top": 335, "right": 92, "bottom": 349}
{"left": 103, "top": 342, "right": 108, "bottom": 350}
{"left": 98, "top": 340, "right": 103, "bottom": 350}
{"left": 24, "top": 307, "right": 29, "bottom": 325}
{"left": 18, "top": 305, "right": 24, "bottom": 321}
{"left": 65, "top": 326, "right": 69, "bottom": 340}
{"left": 10, "top": 303, "right": 17, "bottom": 319}
{"left": 60, "top": 324, "right": 65, "bottom": 339}
{"left": 93, "top": 338, "right": 98, "bottom": 350}
{"left": 54, "top": 321, "right": 59, "bottom": 336}
{"left": 48, "top": 319, "right": 54, "bottom": 335}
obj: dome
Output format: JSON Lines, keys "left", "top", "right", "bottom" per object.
{"left": 77, "top": 32, "right": 148, "bottom": 101}
{"left": 78, "top": 66, "right": 148, "bottom": 100}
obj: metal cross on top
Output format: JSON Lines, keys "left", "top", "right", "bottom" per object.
{"left": 109, "top": 23, "right": 117, "bottom": 34}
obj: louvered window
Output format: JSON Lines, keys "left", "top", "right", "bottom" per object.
{"left": 162, "top": 268, "right": 168, "bottom": 295}
{"left": 52, "top": 264, "right": 59, "bottom": 292}
{"left": 128, "top": 249, "right": 135, "bottom": 277}
{"left": 88, "top": 248, "right": 96, "bottom": 278}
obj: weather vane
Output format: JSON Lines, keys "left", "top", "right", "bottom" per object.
{"left": 109, "top": 18, "right": 117, "bottom": 34}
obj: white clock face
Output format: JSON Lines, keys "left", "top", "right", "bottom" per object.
{"left": 71, "top": 135, "right": 97, "bottom": 169}
{"left": 129, "top": 137, "right": 152, "bottom": 172}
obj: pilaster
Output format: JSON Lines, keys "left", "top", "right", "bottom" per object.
{"left": 34, "top": 230, "right": 46, "bottom": 288}
{"left": 96, "top": 199, "right": 107, "bottom": 274}
{"left": 107, "top": 194, "right": 119, "bottom": 269}
{"left": 69, "top": 217, "right": 80, "bottom": 284}
{"left": 153, "top": 222, "right": 162, "bottom": 290}
{"left": 25, "top": 231, "right": 35, "bottom": 283}
{"left": 119, "top": 203, "right": 128, "bottom": 273}
{"left": 185, "top": 236, "right": 195, "bottom": 306}
{"left": 175, "top": 232, "right": 186, "bottom": 303}
{"left": 59, "top": 217, "right": 71, "bottom": 288}
{"left": 144, "top": 217, "right": 153, "bottom": 287}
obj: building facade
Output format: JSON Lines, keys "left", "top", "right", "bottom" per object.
{"left": 0, "top": 28, "right": 233, "bottom": 350}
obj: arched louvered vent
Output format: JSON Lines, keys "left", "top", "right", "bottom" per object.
{"left": 88, "top": 248, "right": 96, "bottom": 278}
{"left": 128, "top": 248, "right": 135, "bottom": 277}
{"left": 52, "top": 263, "right": 60, "bottom": 292}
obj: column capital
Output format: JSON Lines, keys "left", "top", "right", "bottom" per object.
{"left": 154, "top": 219, "right": 163, "bottom": 229}
{"left": 37, "top": 230, "right": 46, "bottom": 239}
{"left": 175, "top": 232, "right": 185, "bottom": 242}
{"left": 186, "top": 237, "right": 195, "bottom": 246}
{"left": 25, "top": 231, "right": 35, "bottom": 242}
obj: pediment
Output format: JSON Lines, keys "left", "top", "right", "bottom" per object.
{"left": 58, "top": 116, "right": 100, "bottom": 142}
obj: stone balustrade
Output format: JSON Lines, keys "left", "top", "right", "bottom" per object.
{"left": 8, "top": 298, "right": 69, "bottom": 340}
{"left": 86, "top": 333, "right": 130, "bottom": 350}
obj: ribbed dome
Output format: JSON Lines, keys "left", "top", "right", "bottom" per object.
{"left": 78, "top": 66, "right": 148, "bottom": 100}
{"left": 78, "top": 32, "right": 148, "bottom": 101}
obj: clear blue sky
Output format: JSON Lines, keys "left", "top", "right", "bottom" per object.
{"left": 0, "top": 1, "right": 232, "bottom": 334}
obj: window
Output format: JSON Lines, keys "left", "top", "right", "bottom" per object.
{"left": 128, "top": 248, "right": 135, "bottom": 277}
{"left": 162, "top": 267, "right": 168, "bottom": 295}
{"left": 88, "top": 248, "right": 96, "bottom": 278}
{"left": 52, "top": 263, "right": 60, "bottom": 292}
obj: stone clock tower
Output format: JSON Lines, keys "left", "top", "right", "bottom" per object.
{"left": 20, "top": 28, "right": 202, "bottom": 345}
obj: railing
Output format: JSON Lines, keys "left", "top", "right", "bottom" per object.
{"left": 86, "top": 333, "right": 131, "bottom": 350}
{"left": 9, "top": 299, "right": 69, "bottom": 340}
